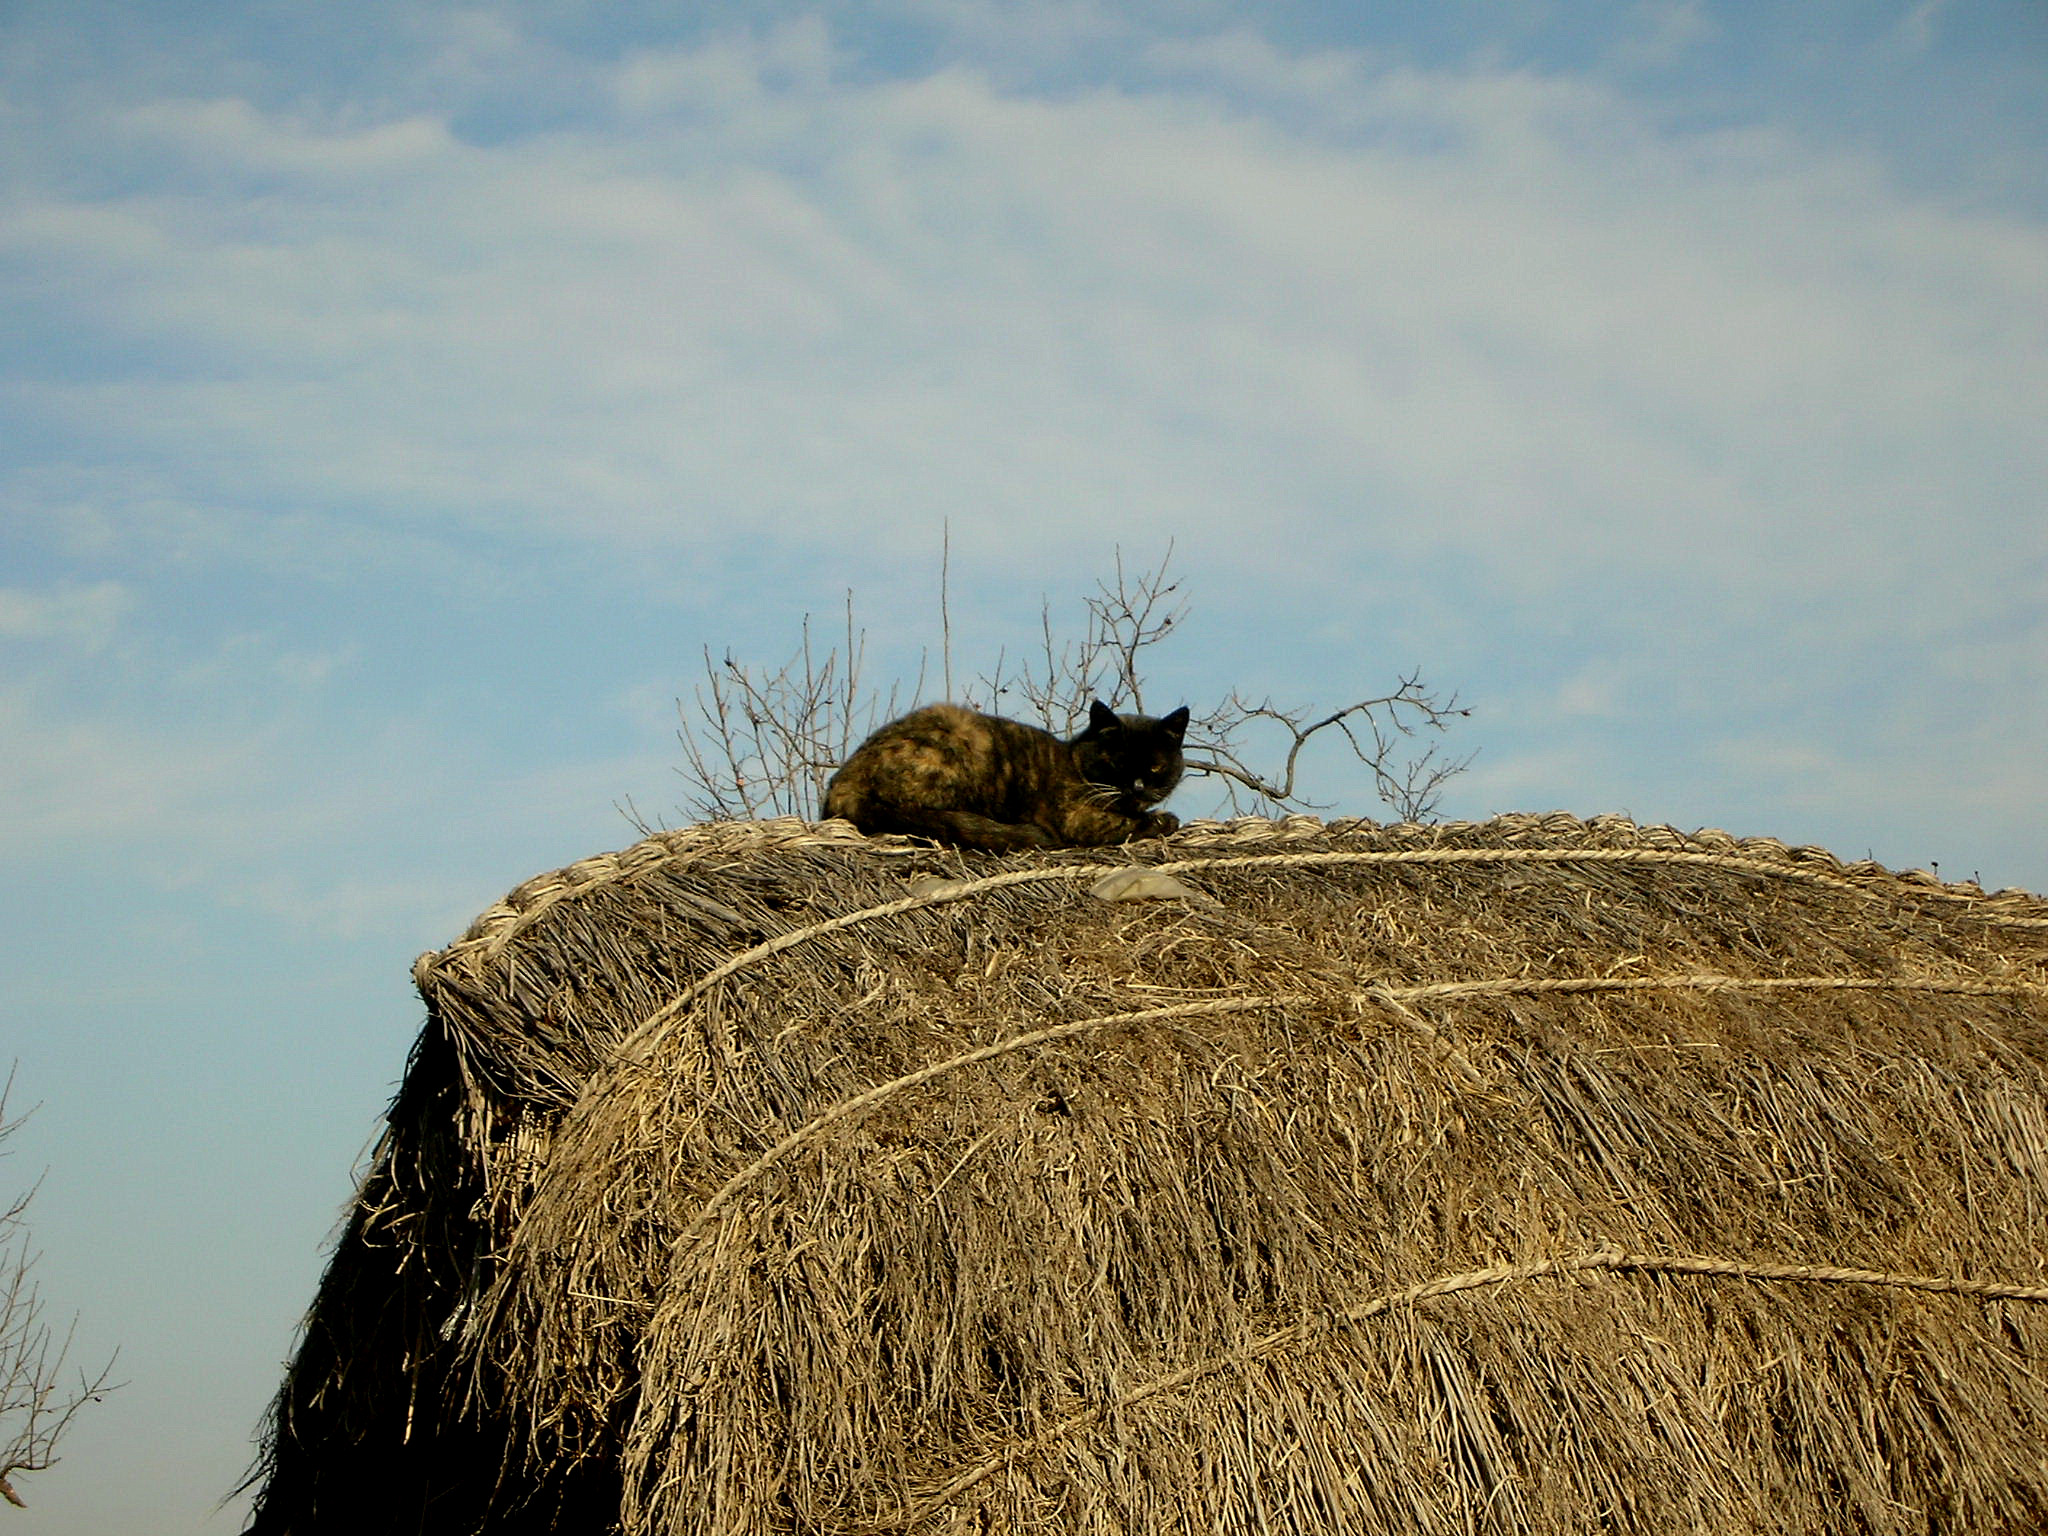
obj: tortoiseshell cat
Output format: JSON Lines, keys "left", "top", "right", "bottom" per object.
{"left": 823, "top": 700, "right": 1189, "bottom": 851}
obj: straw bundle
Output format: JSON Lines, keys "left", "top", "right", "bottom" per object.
{"left": 245, "top": 812, "right": 2048, "bottom": 1535}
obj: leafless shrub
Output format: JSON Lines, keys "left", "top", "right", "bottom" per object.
{"left": 972, "top": 547, "right": 1191, "bottom": 734}
{"left": 666, "top": 545, "right": 1470, "bottom": 827}
{"left": 0, "top": 1073, "right": 117, "bottom": 1509}
{"left": 1194, "top": 675, "right": 1472, "bottom": 823}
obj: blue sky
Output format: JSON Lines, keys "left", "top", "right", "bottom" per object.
{"left": 2, "top": 1, "right": 2044, "bottom": 1528}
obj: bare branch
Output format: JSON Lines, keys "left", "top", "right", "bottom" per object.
{"left": 1187, "top": 673, "right": 1473, "bottom": 823}
{"left": 976, "top": 543, "right": 1187, "bottom": 733}
{"left": 671, "top": 544, "right": 1471, "bottom": 826}
{"left": 673, "top": 597, "right": 925, "bottom": 820}
{"left": 0, "top": 1071, "right": 118, "bottom": 1508}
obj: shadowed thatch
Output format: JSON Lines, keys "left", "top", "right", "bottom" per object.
{"left": 246, "top": 812, "right": 2048, "bottom": 1536}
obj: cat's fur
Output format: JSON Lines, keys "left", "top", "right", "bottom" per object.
{"left": 823, "top": 699, "right": 1189, "bottom": 851}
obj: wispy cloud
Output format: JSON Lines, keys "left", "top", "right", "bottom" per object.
{"left": 0, "top": 580, "right": 130, "bottom": 647}
{"left": 8, "top": 32, "right": 2039, "bottom": 618}
{"left": 1, "top": 9, "right": 2043, "bottom": 853}
{"left": 1607, "top": 0, "right": 1713, "bottom": 71}
{"left": 3, "top": 16, "right": 2039, "bottom": 870}
{"left": 1889, "top": 0, "right": 1954, "bottom": 57}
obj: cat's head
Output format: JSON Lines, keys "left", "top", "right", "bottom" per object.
{"left": 1072, "top": 699, "right": 1189, "bottom": 809}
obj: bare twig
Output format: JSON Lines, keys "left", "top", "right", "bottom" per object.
{"left": 671, "top": 600, "right": 921, "bottom": 822}
{"left": 0, "top": 1070, "right": 117, "bottom": 1508}
{"left": 1189, "top": 672, "right": 1474, "bottom": 823}
{"left": 671, "top": 546, "right": 1470, "bottom": 823}
{"left": 977, "top": 544, "right": 1187, "bottom": 733}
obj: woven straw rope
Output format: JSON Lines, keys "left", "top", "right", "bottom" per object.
{"left": 422, "top": 822, "right": 2048, "bottom": 986}
{"left": 893, "top": 1247, "right": 2048, "bottom": 1527}
{"left": 674, "top": 975, "right": 2048, "bottom": 1248}
{"left": 612, "top": 842, "right": 2047, "bottom": 1065}
{"left": 676, "top": 995, "right": 1285, "bottom": 1243}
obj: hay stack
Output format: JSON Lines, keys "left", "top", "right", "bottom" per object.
{"left": 245, "top": 813, "right": 2048, "bottom": 1536}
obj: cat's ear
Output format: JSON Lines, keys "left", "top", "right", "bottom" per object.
{"left": 1088, "top": 699, "right": 1119, "bottom": 732}
{"left": 1161, "top": 706, "right": 1190, "bottom": 740}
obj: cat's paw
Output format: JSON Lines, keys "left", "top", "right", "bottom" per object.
{"left": 1140, "top": 810, "right": 1179, "bottom": 837}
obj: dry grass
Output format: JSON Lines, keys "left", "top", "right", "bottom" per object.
{"left": 246, "top": 812, "right": 2048, "bottom": 1535}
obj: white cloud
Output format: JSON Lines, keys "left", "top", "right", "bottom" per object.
{"left": 1552, "top": 671, "right": 1621, "bottom": 718}
{"left": 0, "top": 581, "right": 130, "bottom": 648}
{"left": 1710, "top": 735, "right": 1840, "bottom": 778}
{"left": 613, "top": 14, "right": 841, "bottom": 115}
{"left": 1141, "top": 27, "right": 1381, "bottom": 101}
{"left": 885, "top": 0, "right": 1131, "bottom": 68}
{"left": 1454, "top": 741, "right": 1623, "bottom": 818}
{"left": 4, "top": 17, "right": 2044, "bottom": 887}
{"left": 1608, "top": 1, "right": 1713, "bottom": 71}
{"left": 1889, "top": 0, "right": 1953, "bottom": 57}
{"left": 0, "top": 650, "right": 674, "bottom": 944}
{"left": 113, "top": 96, "right": 458, "bottom": 177}
{"left": 9, "top": 28, "right": 2041, "bottom": 617}
{"left": 0, "top": 687, "right": 272, "bottom": 842}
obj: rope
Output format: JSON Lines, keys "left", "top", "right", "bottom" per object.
{"left": 616, "top": 841, "right": 2045, "bottom": 1062}
{"left": 1608, "top": 1251, "right": 2048, "bottom": 1302}
{"left": 888, "top": 1246, "right": 2048, "bottom": 1527}
{"left": 628, "top": 866, "right": 1087, "bottom": 1046}
{"left": 1382, "top": 973, "right": 2048, "bottom": 1003}
{"left": 671, "top": 973, "right": 2048, "bottom": 1251}
{"left": 419, "top": 816, "right": 2048, "bottom": 990}
{"left": 1161, "top": 844, "right": 1875, "bottom": 891}
{"left": 671, "top": 995, "right": 1294, "bottom": 1246}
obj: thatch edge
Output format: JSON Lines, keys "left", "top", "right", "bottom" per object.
{"left": 415, "top": 812, "right": 2048, "bottom": 997}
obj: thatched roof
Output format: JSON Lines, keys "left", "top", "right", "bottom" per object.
{"left": 246, "top": 812, "right": 2048, "bottom": 1536}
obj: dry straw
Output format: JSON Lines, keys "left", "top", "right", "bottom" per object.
{"left": 246, "top": 812, "right": 2048, "bottom": 1536}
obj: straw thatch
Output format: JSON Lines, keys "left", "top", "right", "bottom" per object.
{"left": 245, "top": 812, "right": 2048, "bottom": 1536}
